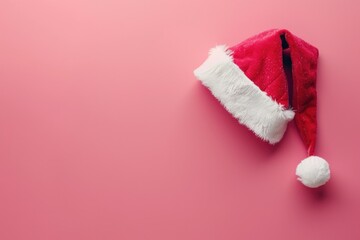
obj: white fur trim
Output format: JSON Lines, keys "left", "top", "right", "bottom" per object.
{"left": 194, "top": 45, "right": 295, "bottom": 144}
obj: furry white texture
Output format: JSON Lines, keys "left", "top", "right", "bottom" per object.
{"left": 194, "top": 45, "right": 295, "bottom": 144}
{"left": 296, "top": 156, "right": 330, "bottom": 188}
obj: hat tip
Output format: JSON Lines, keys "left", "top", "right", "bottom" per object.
{"left": 295, "top": 156, "right": 330, "bottom": 188}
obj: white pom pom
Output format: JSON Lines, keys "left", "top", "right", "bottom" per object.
{"left": 295, "top": 156, "right": 330, "bottom": 188}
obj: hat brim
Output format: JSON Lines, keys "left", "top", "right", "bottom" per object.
{"left": 194, "top": 45, "right": 294, "bottom": 144}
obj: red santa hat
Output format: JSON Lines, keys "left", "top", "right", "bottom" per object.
{"left": 194, "top": 29, "right": 330, "bottom": 188}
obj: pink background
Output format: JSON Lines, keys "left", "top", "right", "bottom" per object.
{"left": 1, "top": 0, "right": 360, "bottom": 239}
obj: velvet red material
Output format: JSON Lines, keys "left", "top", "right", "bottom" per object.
{"left": 230, "top": 29, "right": 319, "bottom": 155}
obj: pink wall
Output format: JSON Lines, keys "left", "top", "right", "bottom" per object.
{"left": 1, "top": 0, "right": 360, "bottom": 239}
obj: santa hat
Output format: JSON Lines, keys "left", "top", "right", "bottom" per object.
{"left": 194, "top": 29, "right": 330, "bottom": 188}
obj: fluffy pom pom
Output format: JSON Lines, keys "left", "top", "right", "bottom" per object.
{"left": 295, "top": 156, "right": 330, "bottom": 188}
